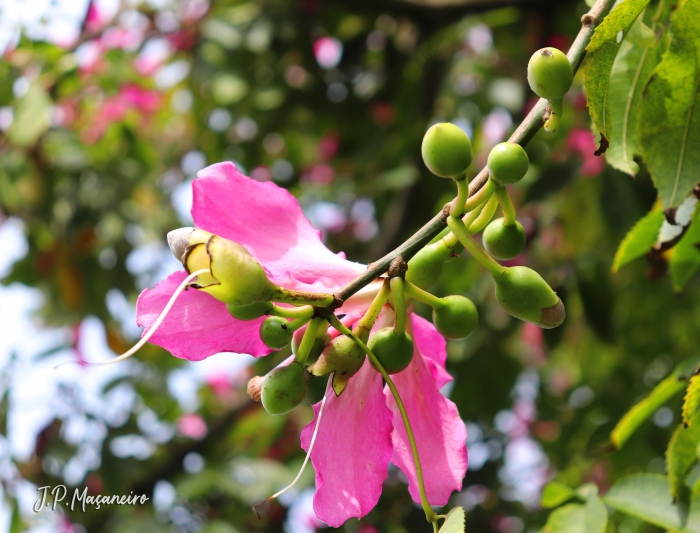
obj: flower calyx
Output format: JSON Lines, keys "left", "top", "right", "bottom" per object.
{"left": 168, "top": 227, "right": 276, "bottom": 307}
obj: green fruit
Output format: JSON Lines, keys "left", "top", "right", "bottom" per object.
{"left": 406, "top": 241, "right": 452, "bottom": 289}
{"left": 432, "top": 295, "right": 479, "bottom": 340}
{"left": 421, "top": 123, "right": 473, "bottom": 178}
{"left": 227, "top": 301, "right": 273, "bottom": 320}
{"left": 259, "top": 316, "right": 294, "bottom": 350}
{"left": 261, "top": 362, "right": 308, "bottom": 415}
{"left": 487, "top": 143, "right": 529, "bottom": 186}
{"left": 527, "top": 47, "right": 573, "bottom": 102}
{"left": 494, "top": 266, "right": 565, "bottom": 328}
{"left": 483, "top": 218, "right": 526, "bottom": 260}
{"left": 307, "top": 336, "right": 366, "bottom": 396}
{"left": 367, "top": 328, "right": 414, "bottom": 374}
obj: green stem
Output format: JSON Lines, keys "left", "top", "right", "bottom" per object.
{"left": 390, "top": 277, "right": 407, "bottom": 335}
{"left": 446, "top": 216, "right": 505, "bottom": 277}
{"left": 272, "top": 287, "right": 334, "bottom": 307}
{"left": 327, "top": 315, "right": 437, "bottom": 525}
{"left": 404, "top": 282, "right": 445, "bottom": 310}
{"left": 495, "top": 187, "right": 517, "bottom": 226}
{"left": 443, "top": 197, "right": 490, "bottom": 249}
{"left": 270, "top": 304, "right": 315, "bottom": 319}
{"left": 463, "top": 178, "right": 496, "bottom": 212}
{"left": 450, "top": 177, "right": 469, "bottom": 218}
{"left": 357, "top": 279, "right": 390, "bottom": 331}
{"left": 467, "top": 194, "right": 499, "bottom": 234}
{"left": 294, "top": 317, "right": 325, "bottom": 365}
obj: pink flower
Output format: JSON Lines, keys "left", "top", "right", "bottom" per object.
{"left": 135, "top": 162, "right": 467, "bottom": 525}
{"left": 566, "top": 128, "right": 604, "bottom": 177}
{"left": 177, "top": 413, "right": 208, "bottom": 439}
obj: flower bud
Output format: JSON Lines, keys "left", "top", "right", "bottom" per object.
{"left": 247, "top": 376, "right": 264, "bottom": 402}
{"left": 307, "top": 336, "right": 366, "bottom": 396}
{"left": 182, "top": 233, "right": 276, "bottom": 307}
{"left": 482, "top": 217, "right": 526, "bottom": 260}
{"left": 494, "top": 266, "right": 565, "bottom": 329}
{"left": 260, "top": 316, "right": 294, "bottom": 350}
{"left": 367, "top": 328, "right": 413, "bottom": 374}
{"left": 227, "top": 301, "right": 273, "bottom": 321}
{"left": 432, "top": 295, "right": 478, "bottom": 340}
{"left": 406, "top": 240, "right": 452, "bottom": 289}
{"left": 261, "top": 361, "right": 308, "bottom": 415}
{"left": 421, "top": 122, "right": 473, "bottom": 178}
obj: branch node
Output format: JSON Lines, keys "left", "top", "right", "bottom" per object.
{"left": 387, "top": 256, "right": 408, "bottom": 279}
{"left": 581, "top": 13, "right": 595, "bottom": 26}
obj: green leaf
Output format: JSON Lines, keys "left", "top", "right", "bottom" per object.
{"left": 439, "top": 506, "right": 465, "bottom": 533}
{"left": 604, "top": 473, "right": 700, "bottom": 532}
{"left": 639, "top": 0, "right": 700, "bottom": 207}
{"left": 584, "top": 0, "right": 651, "bottom": 140}
{"left": 542, "top": 499, "right": 606, "bottom": 533}
{"left": 7, "top": 82, "right": 51, "bottom": 148}
{"left": 684, "top": 374, "right": 700, "bottom": 426}
{"left": 668, "top": 413, "right": 700, "bottom": 501}
{"left": 542, "top": 481, "right": 575, "bottom": 508}
{"left": 606, "top": 15, "right": 660, "bottom": 175}
{"left": 584, "top": 493, "right": 609, "bottom": 533}
{"left": 612, "top": 209, "right": 664, "bottom": 272}
{"left": 544, "top": 504, "right": 586, "bottom": 533}
{"left": 611, "top": 357, "right": 700, "bottom": 448}
{"left": 671, "top": 205, "right": 700, "bottom": 290}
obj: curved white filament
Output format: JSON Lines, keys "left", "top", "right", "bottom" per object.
{"left": 254, "top": 377, "right": 331, "bottom": 513}
{"left": 55, "top": 269, "right": 210, "bottom": 369}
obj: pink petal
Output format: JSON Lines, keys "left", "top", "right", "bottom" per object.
{"left": 385, "top": 328, "right": 467, "bottom": 506}
{"left": 192, "top": 162, "right": 365, "bottom": 293}
{"left": 136, "top": 270, "right": 272, "bottom": 361}
{"left": 411, "top": 314, "right": 452, "bottom": 389}
{"left": 301, "top": 361, "right": 393, "bottom": 527}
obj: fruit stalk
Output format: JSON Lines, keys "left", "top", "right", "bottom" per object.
{"left": 446, "top": 217, "right": 505, "bottom": 277}
{"left": 495, "top": 187, "right": 517, "bottom": 227}
{"left": 294, "top": 318, "right": 325, "bottom": 365}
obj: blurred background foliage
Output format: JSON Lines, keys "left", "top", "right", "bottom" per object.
{"left": 0, "top": 0, "right": 698, "bottom": 532}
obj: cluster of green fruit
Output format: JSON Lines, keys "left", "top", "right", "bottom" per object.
{"left": 168, "top": 47, "right": 572, "bottom": 418}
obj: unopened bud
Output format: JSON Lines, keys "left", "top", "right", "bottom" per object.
{"left": 247, "top": 376, "right": 264, "bottom": 402}
{"left": 182, "top": 233, "right": 276, "bottom": 307}
{"left": 307, "top": 336, "right": 365, "bottom": 396}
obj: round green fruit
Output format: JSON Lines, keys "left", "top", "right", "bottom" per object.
{"left": 406, "top": 240, "right": 452, "bottom": 289}
{"left": 487, "top": 142, "right": 529, "bottom": 186}
{"left": 494, "top": 266, "right": 565, "bottom": 328}
{"left": 259, "top": 316, "right": 294, "bottom": 350}
{"left": 307, "top": 336, "right": 366, "bottom": 396}
{"left": 527, "top": 47, "right": 573, "bottom": 101}
{"left": 367, "top": 328, "right": 414, "bottom": 374}
{"left": 421, "top": 123, "right": 473, "bottom": 178}
{"left": 483, "top": 218, "right": 526, "bottom": 260}
{"left": 433, "top": 295, "right": 479, "bottom": 340}
{"left": 261, "top": 361, "right": 308, "bottom": 415}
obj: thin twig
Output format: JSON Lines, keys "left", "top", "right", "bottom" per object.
{"left": 333, "top": 0, "right": 615, "bottom": 304}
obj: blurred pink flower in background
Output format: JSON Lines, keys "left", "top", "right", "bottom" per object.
{"left": 566, "top": 128, "right": 604, "bottom": 177}
{"left": 84, "top": 84, "right": 163, "bottom": 143}
{"left": 177, "top": 414, "right": 208, "bottom": 440}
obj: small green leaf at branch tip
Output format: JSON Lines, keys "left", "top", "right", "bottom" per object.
{"left": 541, "top": 481, "right": 575, "bottom": 508}
{"left": 684, "top": 375, "right": 700, "bottom": 427}
{"left": 612, "top": 210, "right": 664, "bottom": 272}
{"left": 639, "top": 0, "right": 700, "bottom": 207}
{"left": 604, "top": 473, "right": 700, "bottom": 531}
{"left": 584, "top": 0, "right": 651, "bottom": 139}
{"left": 438, "top": 507, "right": 465, "bottom": 533}
{"left": 667, "top": 412, "right": 700, "bottom": 501}
{"left": 671, "top": 205, "right": 700, "bottom": 291}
